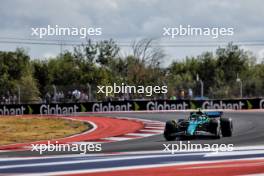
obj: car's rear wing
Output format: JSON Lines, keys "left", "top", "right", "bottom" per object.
{"left": 204, "top": 111, "right": 223, "bottom": 117}
{"left": 190, "top": 111, "right": 223, "bottom": 117}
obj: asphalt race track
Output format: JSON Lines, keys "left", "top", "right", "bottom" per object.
{"left": 97, "top": 111, "right": 264, "bottom": 152}
{"left": 1, "top": 111, "right": 264, "bottom": 175}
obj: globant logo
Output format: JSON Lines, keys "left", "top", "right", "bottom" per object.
{"left": 202, "top": 101, "right": 244, "bottom": 109}
{"left": 0, "top": 106, "right": 26, "bottom": 115}
{"left": 147, "top": 101, "right": 188, "bottom": 110}
{"left": 92, "top": 102, "right": 133, "bottom": 112}
{"left": 40, "top": 104, "right": 79, "bottom": 115}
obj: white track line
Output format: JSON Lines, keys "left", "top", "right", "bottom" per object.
{"left": 102, "top": 137, "right": 135, "bottom": 141}
{"left": 205, "top": 150, "right": 264, "bottom": 157}
{"left": 0, "top": 153, "right": 205, "bottom": 170}
{"left": 70, "top": 142, "right": 103, "bottom": 145}
{"left": 145, "top": 127, "right": 164, "bottom": 129}
{"left": 16, "top": 157, "right": 264, "bottom": 176}
{"left": 140, "top": 129, "right": 163, "bottom": 133}
{"left": 126, "top": 133, "right": 155, "bottom": 137}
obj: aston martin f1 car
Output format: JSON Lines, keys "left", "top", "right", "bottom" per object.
{"left": 164, "top": 110, "right": 233, "bottom": 141}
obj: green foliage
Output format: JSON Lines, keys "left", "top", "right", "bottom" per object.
{"left": 18, "top": 74, "right": 40, "bottom": 102}
{"left": 32, "top": 59, "right": 51, "bottom": 95}
{"left": 167, "top": 43, "right": 258, "bottom": 98}
{"left": 0, "top": 41, "right": 263, "bottom": 102}
{"left": 0, "top": 48, "right": 40, "bottom": 102}
{"left": 96, "top": 39, "right": 119, "bottom": 67}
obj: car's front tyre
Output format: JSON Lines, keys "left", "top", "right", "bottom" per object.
{"left": 164, "top": 120, "right": 177, "bottom": 141}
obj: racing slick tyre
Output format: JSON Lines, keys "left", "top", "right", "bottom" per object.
{"left": 164, "top": 120, "right": 177, "bottom": 141}
{"left": 221, "top": 118, "right": 233, "bottom": 137}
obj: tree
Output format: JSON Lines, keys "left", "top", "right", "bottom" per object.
{"left": 0, "top": 48, "right": 40, "bottom": 102}
{"left": 74, "top": 39, "right": 97, "bottom": 65}
{"left": 18, "top": 74, "right": 40, "bottom": 103}
{"left": 32, "top": 60, "right": 51, "bottom": 96}
{"left": 96, "top": 39, "right": 120, "bottom": 67}
{"left": 216, "top": 43, "right": 251, "bottom": 84}
{"left": 132, "top": 38, "right": 165, "bottom": 66}
{"left": 48, "top": 51, "right": 82, "bottom": 86}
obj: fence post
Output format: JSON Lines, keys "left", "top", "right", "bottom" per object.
{"left": 17, "top": 85, "right": 21, "bottom": 104}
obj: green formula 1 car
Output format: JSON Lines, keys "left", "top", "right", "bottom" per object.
{"left": 164, "top": 110, "right": 233, "bottom": 141}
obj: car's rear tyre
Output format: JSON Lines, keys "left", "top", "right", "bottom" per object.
{"left": 221, "top": 118, "right": 233, "bottom": 137}
{"left": 164, "top": 121, "right": 177, "bottom": 141}
{"left": 164, "top": 131, "right": 176, "bottom": 141}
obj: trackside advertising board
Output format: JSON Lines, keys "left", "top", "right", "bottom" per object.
{"left": 0, "top": 98, "right": 264, "bottom": 115}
